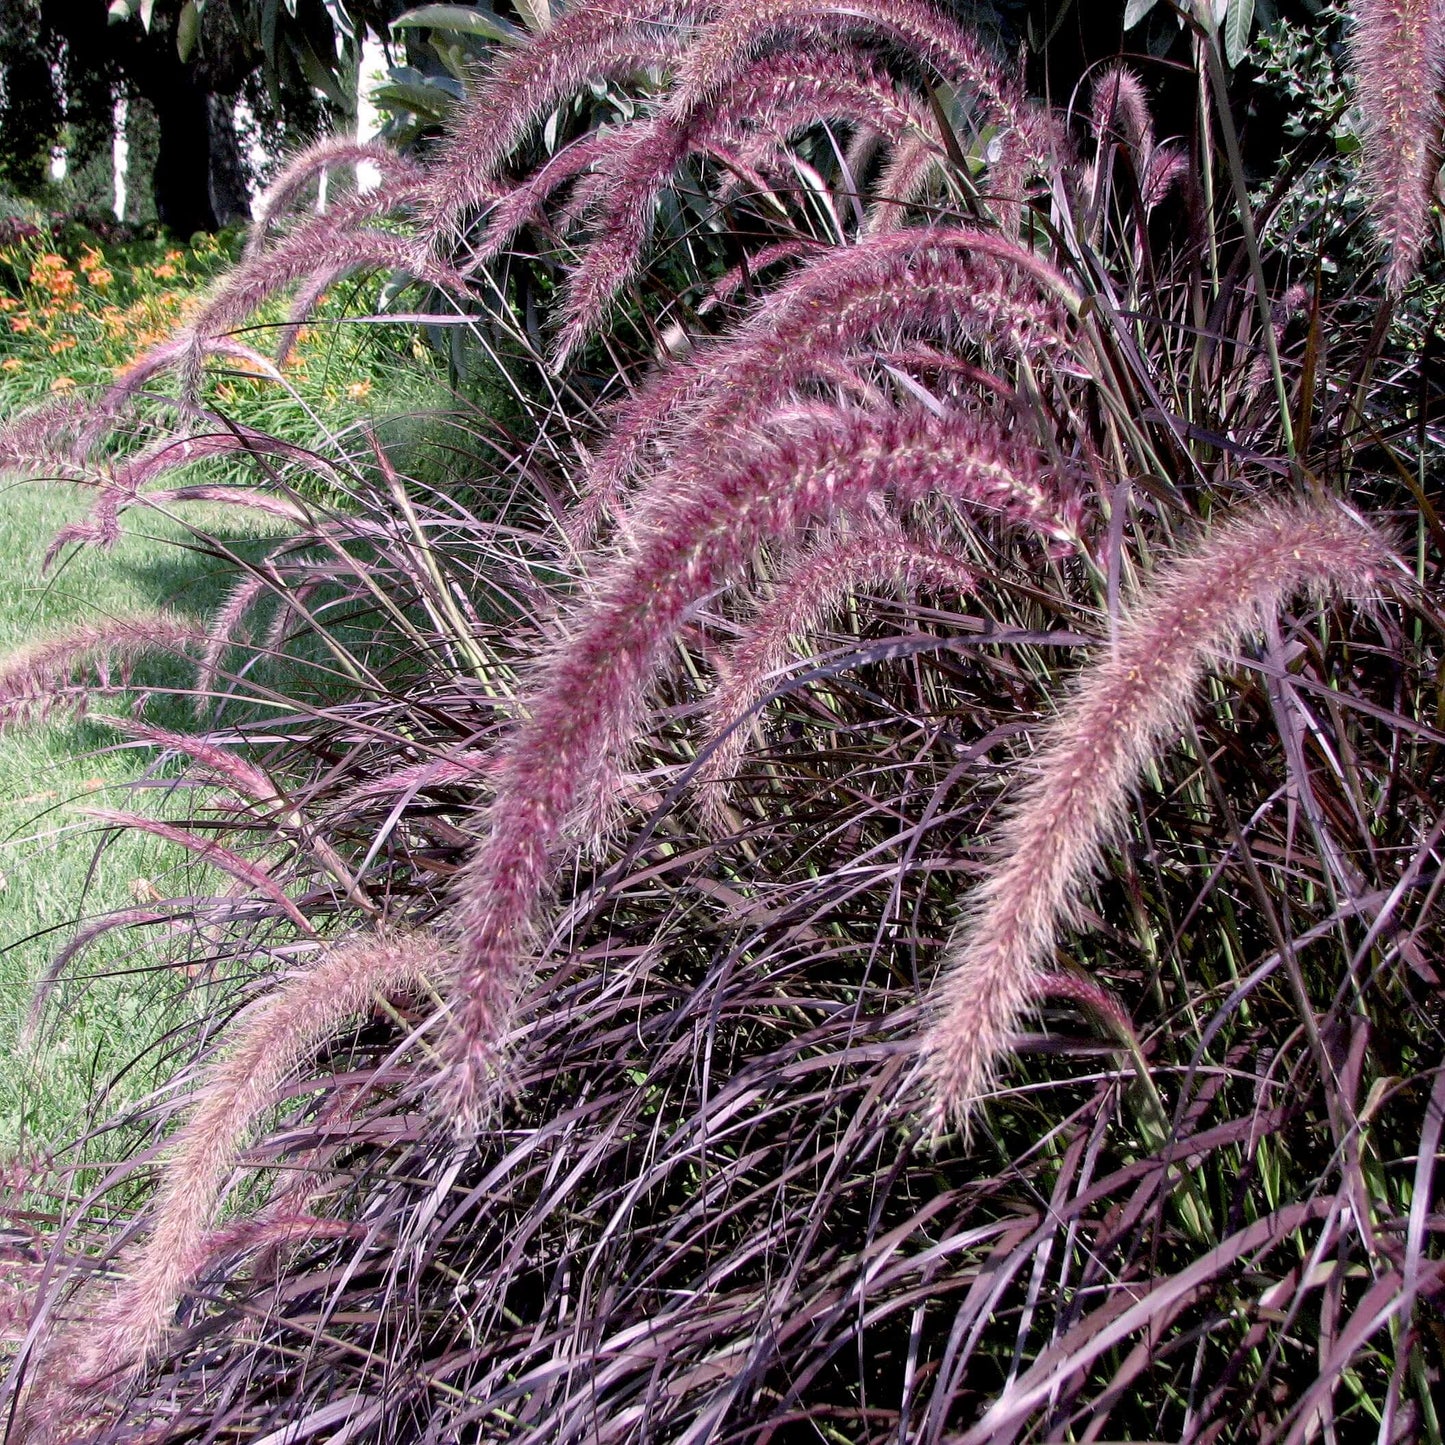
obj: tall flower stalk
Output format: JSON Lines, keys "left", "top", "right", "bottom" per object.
{"left": 445, "top": 403, "right": 1053, "bottom": 1127}
{"left": 1349, "top": 0, "right": 1445, "bottom": 290}
{"left": 17, "top": 933, "right": 442, "bottom": 1436}
{"left": 918, "top": 499, "right": 1398, "bottom": 1133}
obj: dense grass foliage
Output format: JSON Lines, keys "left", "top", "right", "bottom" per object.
{"left": 0, "top": 1, "right": 1442, "bottom": 1440}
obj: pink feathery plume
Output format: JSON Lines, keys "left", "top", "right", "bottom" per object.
{"left": 866, "top": 132, "right": 943, "bottom": 232}
{"left": 188, "top": 222, "right": 471, "bottom": 375}
{"left": 40, "top": 430, "right": 322, "bottom": 571}
{"left": 423, "top": 0, "right": 712, "bottom": 249}
{"left": 17, "top": 933, "right": 442, "bottom": 1432}
{"left": 670, "top": 0, "right": 1030, "bottom": 147}
{"left": 138, "top": 486, "right": 311, "bottom": 524}
{"left": 1350, "top": 0, "right": 1445, "bottom": 291}
{"left": 332, "top": 751, "right": 494, "bottom": 818}
{"left": 554, "top": 48, "right": 940, "bottom": 359}
{"left": 919, "top": 497, "right": 1399, "bottom": 1135}
{"left": 103, "top": 717, "right": 276, "bottom": 804}
{"left": 1140, "top": 141, "right": 1189, "bottom": 211}
{"left": 574, "top": 227, "right": 1079, "bottom": 536}
{"left": 104, "top": 717, "right": 372, "bottom": 912}
{"left": 694, "top": 518, "right": 980, "bottom": 834}
{"left": 469, "top": 128, "right": 622, "bottom": 266}
{"left": 0, "top": 394, "right": 95, "bottom": 479}
{"left": 245, "top": 138, "right": 427, "bottom": 261}
{"left": 80, "top": 807, "right": 316, "bottom": 935}
{"left": 76, "top": 336, "right": 287, "bottom": 458}
{"left": 0, "top": 615, "right": 201, "bottom": 732}
{"left": 196, "top": 573, "right": 268, "bottom": 706}
{"left": 697, "top": 238, "right": 826, "bottom": 313}
{"left": 1089, "top": 65, "right": 1154, "bottom": 166}
{"left": 444, "top": 402, "right": 1054, "bottom": 1130}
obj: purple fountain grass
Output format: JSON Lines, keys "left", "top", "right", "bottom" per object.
{"left": 694, "top": 518, "right": 980, "bottom": 834}
{"left": 0, "top": 615, "right": 201, "bottom": 732}
{"left": 103, "top": 717, "right": 276, "bottom": 803}
{"left": 71, "top": 336, "right": 288, "bottom": 461}
{"left": 39, "top": 429, "right": 321, "bottom": 571}
{"left": 1140, "top": 142, "right": 1189, "bottom": 211}
{"left": 16, "top": 932, "right": 444, "bottom": 1435}
{"left": 1089, "top": 65, "right": 1154, "bottom": 163}
{"left": 917, "top": 497, "right": 1399, "bottom": 1136}
{"left": 245, "top": 138, "right": 427, "bottom": 261}
{"left": 80, "top": 807, "right": 316, "bottom": 935}
{"left": 331, "top": 751, "right": 494, "bottom": 818}
{"left": 0, "top": 393, "right": 96, "bottom": 480}
{"left": 866, "top": 132, "right": 944, "bottom": 232}
{"left": 669, "top": 0, "right": 1031, "bottom": 150}
{"left": 553, "top": 48, "right": 940, "bottom": 359}
{"left": 196, "top": 573, "right": 268, "bottom": 708}
{"left": 697, "top": 237, "right": 826, "bottom": 313}
{"left": 573, "top": 227, "right": 1080, "bottom": 537}
{"left": 1349, "top": 0, "right": 1445, "bottom": 290}
{"left": 469, "top": 128, "right": 622, "bottom": 266}
{"left": 444, "top": 401, "right": 1057, "bottom": 1129}
{"left": 103, "top": 718, "right": 373, "bottom": 912}
{"left": 423, "top": 0, "right": 714, "bottom": 249}
{"left": 185, "top": 221, "right": 471, "bottom": 377}
{"left": 1086, "top": 65, "right": 1157, "bottom": 224}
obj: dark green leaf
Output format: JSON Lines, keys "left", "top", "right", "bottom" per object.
{"left": 392, "top": 4, "right": 522, "bottom": 43}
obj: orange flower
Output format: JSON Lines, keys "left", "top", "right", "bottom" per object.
{"left": 164, "top": 249, "right": 184, "bottom": 263}
{"left": 346, "top": 378, "right": 374, "bottom": 402}
{"left": 1, "top": 358, "right": 23, "bottom": 373}
{"left": 152, "top": 263, "right": 177, "bottom": 280}
{"left": 88, "top": 267, "right": 113, "bottom": 290}
{"left": 48, "top": 335, "right": 76, "bottom": 354}
{"left": 9, "top": 315, "right": 32, "bottom": 334}
{"left": 48, "top": 375, "right": 75, "bottom": 391}
{"left": 78, "top": 245, "right": 105, "bottom": 274}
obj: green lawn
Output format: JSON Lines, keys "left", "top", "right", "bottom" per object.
{"left": 0, "top": 480, "right": 276, "bottom": 1150}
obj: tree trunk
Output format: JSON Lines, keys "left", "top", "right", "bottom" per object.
{"left": 151, "top": 72, "right": 218, "bottom": 237}
{"left": 206, "top": 95, "right": 250, "bottom": 228}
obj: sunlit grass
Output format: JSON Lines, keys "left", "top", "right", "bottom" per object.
{"left": 0, "top": 482, "right": 281, "bottom": 1149}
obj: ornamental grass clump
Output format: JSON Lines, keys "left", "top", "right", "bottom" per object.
{"left": 920, "top": 498, "right": 1401, "bottom": 1134}
{"left": 1, "top": 1, "right": 1442, "bottom": 1440}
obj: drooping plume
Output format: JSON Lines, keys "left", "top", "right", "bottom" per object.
{"left": 694, "top": 518, "right": 980, "bottom": 834}
{"left": 423, "top": 0, "right": 714, "bottom": 248}
{"left": 445, "top": 402, "right": 1055, "bottom": 1129}
{"left": 918, "top": 498, "right": 1398, "bottom": 1134}
{"left": 1349, "top": 0, "right": 1445, "bottom": 290}
{"left": 245, "top": 137, "right": 427, "bottom": 261}
{"left": 41, "top": 427, "right": 324, "bottom": 570}
{"left": 16, "top": 933, "right": 442, "bottom": 1435}
{"left": 670, "top": 0, "right": 1033, "bottom": 154}
{"left": 186, "top": 220, "right": 471, "bottom": 379}
{"left": 554, "top": 47, "right": 941, "bottom": 359}
{"left": 574, "top": 226, "right": 1079, "bottom": 535}
{"left": 0, "top": 615, "right": 201, "bottom": 732}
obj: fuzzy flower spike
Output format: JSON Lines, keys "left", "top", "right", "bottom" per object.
{"left": 17, "top": 933, "right": 443, "bottom": 1437}
{"left": 919, "top": 497, "right": 1399, "bottom": 1136}
{"left": 423, "top": 0, "right": 716, "bottom": 249}
{"left": 445, "top": 402, "right": 1061, "bottom": 1129}
{"left": 1349, "top": 0, "right": 1445, "bottom": 291}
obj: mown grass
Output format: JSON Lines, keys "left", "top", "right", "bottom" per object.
{"left": 0, "top": 481, "right": 283, "bottom": 1150}
{"left": 0, "top": 223, "right": 485, "bottom": 1154}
